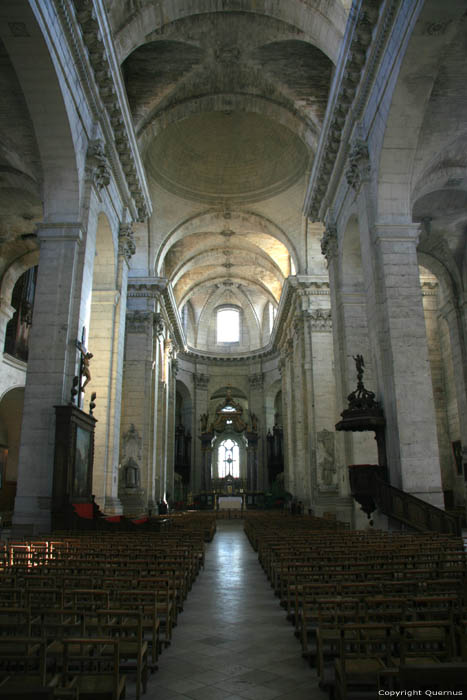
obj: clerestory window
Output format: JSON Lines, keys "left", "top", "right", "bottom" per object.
{"left": 216, "top": 307, "right": 240, "bottom": 343}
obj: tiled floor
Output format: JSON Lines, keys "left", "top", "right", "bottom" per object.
{"left": 135, "top": 519, "right": 327, "bottom": 700}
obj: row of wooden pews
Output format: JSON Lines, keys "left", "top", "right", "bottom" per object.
{"left": 0, "top": 511, "right": 216, "bottom": 699}
{"left": 245, "top": 512, "right": 467, "bottom": 699}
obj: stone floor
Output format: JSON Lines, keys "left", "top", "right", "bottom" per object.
{"left": 133, "top": 519, "right": 327, "bottom": 700}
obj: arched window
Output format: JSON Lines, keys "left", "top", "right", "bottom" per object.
{"left": 218, "top": 438, "right": 240, "bottom": 478}
{"left": 217, "top": 307, "right": 240, "bottom": 343}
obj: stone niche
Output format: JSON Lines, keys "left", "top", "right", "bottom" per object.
{"left": 118, "top": 423, "right": 146, "bottom": 515}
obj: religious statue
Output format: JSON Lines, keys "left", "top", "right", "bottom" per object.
{"left": 77, "top": 342, "right": 93, "bottom": 392}
{"left": 200, "top": 413, "right": 209, "bottom": 432}
{"left": 353, "top": 354, "right": 365, "bottom": 386}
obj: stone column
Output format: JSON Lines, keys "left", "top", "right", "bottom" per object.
{"left": 370, "top": 223, "right": 443, "bottom": 506}
{"left": 13, "top": 223, "right": 83, "bottom": 534}
{"left": 165, "top": 353, "right": 177, "bottom": 503}
{"left": 281, "top": 338, "right": 297, "bottom": 497}
{"left": 322, "top": 222, "right": 377, "bottom": 485}
{"left": 246, "top": 434, "right": 258, "bottom": 491}
{"left": 95, "top": 226, "right": 133, "bottom": 514}
{"left": 199, "top": 432, "right": 213, "bottom": 491}
{"left": 248, "top": 372, "right": 264, "bottom": 489}
{"left": 193, "top": 372, "right": 210, "bottom": 493}
{"left": 439, "top": 296, "right": 467, "bottom": 505}
{"left": 119, "top": 310, "right": 155, "bottom": 513}
{"left": 291, "top": 314, "right": 312, "bottom": 506}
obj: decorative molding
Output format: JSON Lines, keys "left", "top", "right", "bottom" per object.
{"left": 127, "top": 277, "right": 165, "bottom": 299}
{"left": 118, "top": 223, "right": 136, "bottom": 261}
{"left": 153, "top": 312, "right": 165, "bottom": 338}
{"left": 320, "top": 223, "right": 338, "bottom": 266}
{"left": 308, "top": 308, "right": 333, "bottom": 331}
{"left": 86, "top": 139, "right": 110, "bottom": 190}
{"left": 55, "top": 0, "right": 151, "bottom": 221}
{"left": 345, "top": 137, "right": 371, "bottom": 190}
{"left": 305, "top": 0, "right": 400, "bottom": 221}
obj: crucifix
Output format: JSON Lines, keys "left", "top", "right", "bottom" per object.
{"left": 75, "top": 327, "right": 93, "bottom": 408}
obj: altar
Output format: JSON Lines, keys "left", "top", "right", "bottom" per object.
{"left": 218, "top": 495, "right": 243, "bottom": 510}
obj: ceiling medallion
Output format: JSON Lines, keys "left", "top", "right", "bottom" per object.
{"left": 221, "top": 229, "right": 234, "bottom": 238}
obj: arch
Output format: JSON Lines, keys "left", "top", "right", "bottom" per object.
{"left": 155, "top": 209, "right": 299, "bottom": 276}
{"left": 0, "top": 387, "right": 25, "bottom": 489}
{"left": 113, "top": 1, "right": 347, "bottom": 65}
{"left": 170, "top": 244, "right": 284, "bottom": 290}
{"left": 139, "top": 93, "right": 317, "bottom": 160}
{"left": 0, "top": 251, "right": 39, "bottom": 306}
{"left": 2, "top": 1, "right": 81, "bottom": 220}
{"left": 195, "top": 285, "right": 261, "bottom": 352}
{"left": 375, "top": 3, "right": 466, "bottom": 220}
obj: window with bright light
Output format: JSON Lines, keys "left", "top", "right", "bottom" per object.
{"left": 217, "top": 307, "right": 240, "bottom": 343}
{"left": 268, "top": 302, "right": 277, "bottom": 333}
{"left": 218, "top": 438, "right": 240, "bottom": 478}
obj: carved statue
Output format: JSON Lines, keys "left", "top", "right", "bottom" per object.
{"left": 353, "top": 354, "right": 365, "bottom": 385}
{"left": 76, "top": 335, "right": 93, "bottom": 393}
{"left": 200, "top": 413, "right": 209, "bottom": 432}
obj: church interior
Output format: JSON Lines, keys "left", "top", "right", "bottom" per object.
{"left": 0, "top": 0, "right": 467, "bottom": 697}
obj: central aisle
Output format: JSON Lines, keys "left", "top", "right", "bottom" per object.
{"left": 146, "top": 519, "right": 327, "bottom": 700}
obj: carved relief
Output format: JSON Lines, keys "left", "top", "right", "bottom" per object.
{"left": 345, "top": 138, "right": 370, "bottom": 190}
{"left": 320, "top": 223, "right": 338, "bottom": 265}
{"left": 317, "top": 428, "right": 337, "bottom": 487}
{"left": 118, "top": 223, "right": 136, "bottom": 261}
{"left": 86, "top": 139, "right": 111, "bottom": 190}
{"left": 153, "top": 313, "right": 165, "bottom": 338}
{"left": 308, "top": 308, "right": 332, "bottom": 331}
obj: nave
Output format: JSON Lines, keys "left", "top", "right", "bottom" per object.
{"left": 147, "top": 519, "right": 325, "bottom": 700}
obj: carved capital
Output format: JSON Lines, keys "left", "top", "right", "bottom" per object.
{"left": 346, "top": 138, "right": 370, "bottom": 190}
{"left": 308, "top": 308, "right": 332, "bottom": 331}
{"left": 86, "top": 139, "right": 111, "bottom": 190}
{"left": 320, "top": 223, "right": 338, "bottom": 265}
{"left": 118, "top": 223, "right": 136, "bottom": 261}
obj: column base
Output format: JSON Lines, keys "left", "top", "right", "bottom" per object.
{"left": 102, "top": 496, "right": 123, "bottom": 515}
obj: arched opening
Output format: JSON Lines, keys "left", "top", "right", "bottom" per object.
{"left": 216, "top": 306, "right": 240, "bottom": 344}
{"left": 174, "top": 381, "right": 193, "bottom": 504}
{"left": 217, "top": 438, "right": 240, "bottom": 478}
{"left": 4, "top": 266, "right": 38, "bottom": 363}
{"left": 418, "top": 263, "right": 464, "bottom": 511}
{"left": 0, "top": 388, "right": 24, "bottom": 523}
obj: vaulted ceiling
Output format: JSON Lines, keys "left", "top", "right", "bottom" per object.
{"left": 107, "top": 1, "right": 349, "bottom": 351}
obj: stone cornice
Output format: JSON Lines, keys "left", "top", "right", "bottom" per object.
{"left": 304, "top": 0, "right": 400, "bottom": 221}
{"left": 55, "top": 0, "right": 151, "bottom": 221}
{"left": 127, "top": 276, "right": 186, "bottom": 350}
